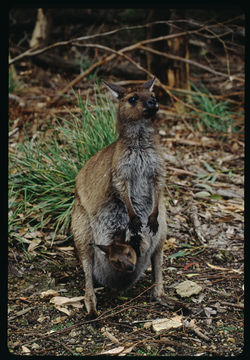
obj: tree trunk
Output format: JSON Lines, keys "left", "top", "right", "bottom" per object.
{"left": 146, "top": 10, "right": 190, "bottom": 98}
{"left": 29, "top": 8, "right": 52, "bottom": 49}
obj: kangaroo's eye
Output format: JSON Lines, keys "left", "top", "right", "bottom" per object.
{"left": 128, "top": 96, "right": 137, "bottom": 105}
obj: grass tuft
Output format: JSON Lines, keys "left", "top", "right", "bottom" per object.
{"left": 189, "top": 83, "right": 238, "bottom": 135}
{"left": 9, "top": 86, "right": 118, "bottom": 244}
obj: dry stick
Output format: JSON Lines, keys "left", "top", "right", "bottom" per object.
{"left": 47, "top": 27, "right": 204, "bottom": 103}
{"left": 188, "top": 204, "right": 207, "bottom": 244}
{"left": 73, "top": 44, "right": 239, "bottom": 122}
{"left": 50, "top": 54, "right": 114, "bottom": 103}
{"left": 160, "top": 81, "right": 230, "bottom": 121}
{"left": 9, "top": 22, "right": 200, "bottom": 65}
{"left": 9, "top": 22, "right": 165, "bottom": 65}
{"left": 139, "top": 45, "right": 244, "bottom": 82}
{"left": 20, "top": 284, "right": 155, "bottom": 347}
{"left": 51, "top": 42, "right": 231, "bottom": 122}
{"left": 48, "top": 338, "right": 75, "bottom": 355}
{"left": 49, "top": 43, "right": 155, "bottom": 104}
{"left": 220, "top": 301, "right": 244, "bottom": 310}
{"left": 188, "top": 324, "right": 211, "bottom": 342}
{"left": 44, "top": 31, "right": 242, "bottom": 117}
{"left": 202, "top": 25, "right": 232, "bottom": 79}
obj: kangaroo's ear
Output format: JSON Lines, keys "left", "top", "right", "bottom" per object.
{"left": 103, "top": 80, "right": 126, "bottom": 99}
{"left": 141, "top": 77, "right": 156, "bottom": 92}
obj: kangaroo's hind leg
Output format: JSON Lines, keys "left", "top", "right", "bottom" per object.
{"left": 71, "top": 196, "right": 97, "bottom": 319}
{"left": 151, "top": 200, "right": 167, "bottom": 303}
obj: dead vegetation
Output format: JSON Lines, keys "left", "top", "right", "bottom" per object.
{"left": 8, "top": 9, "right": 244, "bottom": 356}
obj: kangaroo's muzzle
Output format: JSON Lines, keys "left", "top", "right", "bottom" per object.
{"left": 143, "top": 98, "right": 159, "bottom": 118}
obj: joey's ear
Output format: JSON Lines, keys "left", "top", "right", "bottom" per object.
{"left": 102, "top": 80, "right": 125, "bottom": 99}
{"left": 95, "top": 244, "right": 111, "bottom": 255}
{"left": 113, "top": 229, "right": 126, "bottom": 243}
{"left": 141, "top": 77, "right": 156, "bottom": 92}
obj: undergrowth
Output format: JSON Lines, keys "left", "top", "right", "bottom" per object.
{"left": 9, "top": 85, "right": 117, "bottom": 245}
{"left": 189, "top": 83, "right": 238, "bottom": 135}
{"left": 9, "top": 82, "right": 239, "bottom": 248}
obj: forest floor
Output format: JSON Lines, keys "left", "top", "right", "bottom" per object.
{"left": 8, "top": 63, "right": 244, "bottom": 356}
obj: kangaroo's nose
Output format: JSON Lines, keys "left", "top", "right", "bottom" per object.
{"left": 146, "top": 98, "right": 158, "bottom": 110}
{"left": 125, "top": 263, "right": 135, "bottom": 273}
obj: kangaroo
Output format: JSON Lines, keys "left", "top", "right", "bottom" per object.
{"left": 71, "top": 77, "right": 167, "bottom": 319}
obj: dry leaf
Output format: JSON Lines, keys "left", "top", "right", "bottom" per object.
{"left": 206, "top": 262, "right": 242, "bottom": 273}
{"left": 99, "top": 346, "right": 125, "bottom": 355}
{"left": 217, "top": 202, "right": 244, "bottom": 213}
{"left": 144, "top": 321, "right": 152, "bottom": 329}
{"left": 71, "top": 302, "right": 84, "bottom": 309}
{"left": 53, "top": 316, "right": 67, "bottom": 324}
{"left": 175, "top": 280, "right": 202, "bottom": 297}
{"left": 15, "top": 306, "right": 35, "bottom": 317}
{"left": 204, "top": 306, "right": 217, "bottom": 318}
{"left": 37, "top": 315, "right": 47, "bottom": 323}
{"left": 27, "top": 239, "right": 42, "bottom": 253}
{"left": 152, "top": 315, "right": 183, "bottom": 334}
{"left": 25, "top": 231, "right": 43, "bottom": 239}
{"left": 57, "top": 246, "right": 74, "bottom": 251}
{"left": 119, "top": 344, "right": 135, "bottom": 355}
{"left": 164, "top": 238, "right": 177, "bottom": 251}
{"left": 22, "top": 345, "right": 31, "bottom": 354}
{"left": 55, "top": 305, "right": 71, "bottom": 316}
{"left": 50, "top": 296, "right": 84, "bottom": 306}
{"left": 40, "top": 289, "right": 59, "bottom": 299}
{"left": 104, "top": 330, "right": 120, "bottom": 344}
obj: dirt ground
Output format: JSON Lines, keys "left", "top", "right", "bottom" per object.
{"left": 8, "top": 68, "right": 244, "bottom": 355}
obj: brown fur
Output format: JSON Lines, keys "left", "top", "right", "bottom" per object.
{"left": 71, "top": 78, "right": 167, "bottom": 318}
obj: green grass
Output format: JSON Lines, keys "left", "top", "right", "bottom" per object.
{"left": 9, "top": 85, "right": 118, "bottom": 245}
{"left": 9, "top": 67, "right": 23, "bottom": 94}
{"left": 189, "top": 83, "right": 239, "bottom": 135}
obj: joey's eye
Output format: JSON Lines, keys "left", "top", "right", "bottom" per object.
{"left": 127, "top": 251, "right": 132, "bottom": 258}
{"left": 128, "top": 96, "right": 137, "bottom": 105}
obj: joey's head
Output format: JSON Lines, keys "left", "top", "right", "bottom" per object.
{"left": 103, "top": 78, "right": 158, "bottom": 130}
{"left": 95, "top": 231, "right": 137, "bottom": 273}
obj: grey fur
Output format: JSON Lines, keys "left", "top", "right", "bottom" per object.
{"left": 71, "top": 80, "right": 167, "bottom": 318}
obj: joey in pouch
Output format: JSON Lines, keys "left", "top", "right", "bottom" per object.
{"left": 71, "top": 77, "right": 167, "bottom": 319}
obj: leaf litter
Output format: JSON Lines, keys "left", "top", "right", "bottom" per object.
{"left": 8, "top": 65, "right": 244, "bottom": 357}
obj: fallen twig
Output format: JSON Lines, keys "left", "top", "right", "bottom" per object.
{"left": 220, "top": 301, "right": 244, "bottom": 310}
{"left": 188, "top": 204, "right": 207, "bottom": 244}
{"left": 19, "top": 284, "right": 155, "bottom": 347}
{"left": 185, "top": 319, "right": 211, "bottom": 342}
{"left": 48, "top": 338, "right": 75, "bottom": 355}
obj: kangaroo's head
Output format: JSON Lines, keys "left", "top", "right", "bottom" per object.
{"left": 95, "top": 230, "right": 137, "bottom": 273}
{"left": 103, "top": 78, "right": 158, "bottom": 132}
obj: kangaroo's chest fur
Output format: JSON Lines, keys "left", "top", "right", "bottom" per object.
{"left": 113, "top": 122, "right": 164, "bottom": 221}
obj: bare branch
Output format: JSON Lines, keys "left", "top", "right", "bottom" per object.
{"left": 139, "top": 45, "right": 244, "bottom": 82}
{"left": 9, "top": 26, "right": 202, "bottom": 65}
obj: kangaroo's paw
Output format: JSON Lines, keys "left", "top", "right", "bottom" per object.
{"left": 129, "top": 215, "right": 142, "bottom": 234}
{"left": 147, "top": 213, "right": 159, "bottom": 234}
{"left": 85, "top": 309, "right": 98, "bottom": 321}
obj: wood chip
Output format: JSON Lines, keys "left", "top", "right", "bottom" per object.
{"left": 152, "top": 315, "right": 183, "bottom": 334}
{"left": 40, "top": 289, "right": 59, "bottom": 299}
{"left": 175, "top": 280, "right": 202, "bottom": 297}
{"left": 104, "top": 330, "right": 120, "bottom": 344}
